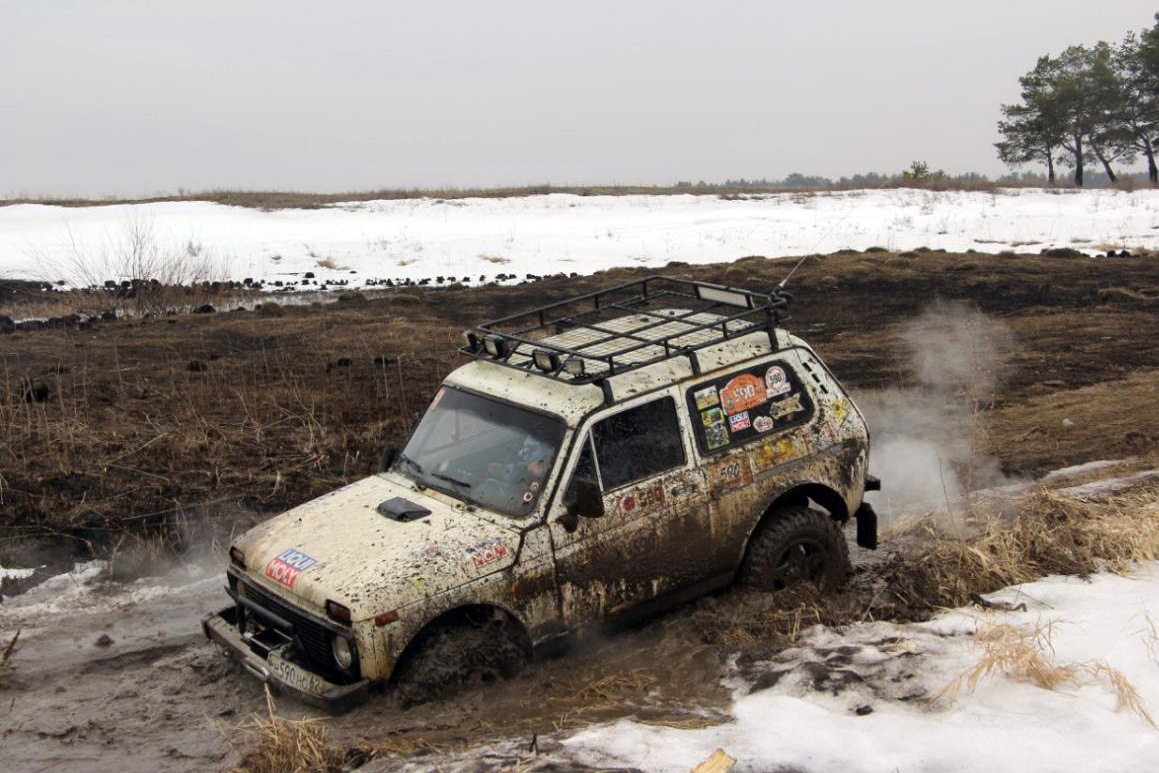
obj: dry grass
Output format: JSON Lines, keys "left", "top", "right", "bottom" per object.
{"left": 879, "top": 489, "right": 1159, "bottom": 616}
{"left": 228, "top": 689, "right": 360, "bottom": 773}
{"left": 572, "top": 670, "right": 656, "bottom": 703}
{"left": 691, "top": 487, "right": 1159, "bottom": 654}
{"left": 936, "top": 619, "right": 1155, "bottom": 727}
{"left": 0, "top": 628, "right": 19, "bottom": 686}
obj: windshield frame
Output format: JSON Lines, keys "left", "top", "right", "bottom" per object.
{"left": 394, "top": 385, "right": 567, "bottom": 519}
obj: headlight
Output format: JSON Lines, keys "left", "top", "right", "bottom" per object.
{"left": 332, "top": 634, "right": 356, "bottom": 671}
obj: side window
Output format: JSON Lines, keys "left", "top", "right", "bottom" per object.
{"left": 686, "top": 361, "right": 813, "bottom": 454}
{"left": 591, "top": 397, "right": 685, "bottom": 490}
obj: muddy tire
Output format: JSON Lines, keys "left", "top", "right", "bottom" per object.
{"left": 742, "top": 507, "right": 850, "bottom": 591}
{"left": 392, "top": 613, "right": 529, "bottom": 707}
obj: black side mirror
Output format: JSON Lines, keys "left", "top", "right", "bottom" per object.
{"left": 566, "top": 478, "right": 605, "bottom": 520}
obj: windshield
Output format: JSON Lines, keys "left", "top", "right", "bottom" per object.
{"left": 396, "top": 387, "right": 565, "bottom": 517}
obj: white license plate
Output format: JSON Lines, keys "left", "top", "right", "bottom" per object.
{"left": 267, "top": 651, "right": 329, "bottom": 696}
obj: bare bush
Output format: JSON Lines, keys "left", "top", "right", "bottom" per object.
{"left": 36, "top": 211, "right": 229, "bottom": 315}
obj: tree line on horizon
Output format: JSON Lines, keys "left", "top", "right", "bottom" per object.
{"left": 997, "top": 13, "right": 1159, "bottom": 187}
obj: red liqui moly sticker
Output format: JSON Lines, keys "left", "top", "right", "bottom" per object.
{"left": 468, "top": 538, "right": 510, "bottom": 568}
{"left": 265, "top": 548, "right": 318, "bottom": 589}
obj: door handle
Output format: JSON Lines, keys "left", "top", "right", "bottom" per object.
{"left": 669, "top": 482, "right": 698, "bottom": 497}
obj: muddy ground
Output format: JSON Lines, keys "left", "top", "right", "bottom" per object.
{"left": 2, "top": 249, "right": 1159, "bottom": 771}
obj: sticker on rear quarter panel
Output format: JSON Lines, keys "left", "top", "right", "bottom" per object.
{"left": 265, "top": 548, "right": 318, "bottom": 589}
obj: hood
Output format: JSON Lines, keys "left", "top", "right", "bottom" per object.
{"left": 233, "top": 474, "right": 522, "bottom": 621}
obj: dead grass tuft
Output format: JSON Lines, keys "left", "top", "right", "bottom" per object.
{"left": 0, "top": 628, "right": 19, "bottom": 686}
{"left": 879, "top": 488, "right": 1159, "bottom": 615}
{"left": 573, "top": 670, "right": 656, "bottom": 703}
{"left": 937, "top": 619, "right": 1155, "bottom": 727}
{"left": 1097, "top": 287, "right": 1158, "bottom": 304}
{"left": 228, "top": 688, "right": 354, "bottom": 773}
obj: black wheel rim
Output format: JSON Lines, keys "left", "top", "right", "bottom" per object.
{"left": 772, "top": 538, "right": 827, "bottom": 589}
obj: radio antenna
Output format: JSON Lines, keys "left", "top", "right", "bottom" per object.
{"left": 776, "top": 192, "right": 865, "bottom": 289}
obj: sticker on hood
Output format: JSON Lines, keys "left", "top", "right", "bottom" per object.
{"left": 265, "top": 548, "right": 318, "bottom": 589}
{"left": 467, "top": 538, "right": 510, "bottom": 569}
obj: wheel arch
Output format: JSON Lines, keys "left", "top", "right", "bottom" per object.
{"left": 766, "top": 482, "right": 850, "bottom": 523}
{"left": 736, "top": 482, "right": 849, "bottom": 575}
{"left": 388, "top": 602, "right": 532, "bottom": 682}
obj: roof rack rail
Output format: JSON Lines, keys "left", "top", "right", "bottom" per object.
{"left": 459, "top": 275, "right": 791, "bottom": 385}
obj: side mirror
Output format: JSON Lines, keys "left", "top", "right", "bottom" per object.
{"left": 566, "top": 478, "right": 605, "bottom": 520}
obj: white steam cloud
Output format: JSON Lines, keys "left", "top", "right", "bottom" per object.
{"left": 857, "top": 301, "right": 1014, "bottom": 527}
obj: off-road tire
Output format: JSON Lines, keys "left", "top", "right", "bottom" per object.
{"left": 742, "top": 506, "right": 850, "bottom": 591}
{"left": 392, "top": 614, "right": 529, "bottom": 707}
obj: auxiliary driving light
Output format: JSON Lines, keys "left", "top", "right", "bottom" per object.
{"left": 562, "top": 358, "right": 586, "bottom": 377}
{"left": 532, "top": 349, "right": 560, "bottom": 372}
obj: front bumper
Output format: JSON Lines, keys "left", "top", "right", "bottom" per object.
{"left": 202, "top": 605, "right": 369, "bottom": 714}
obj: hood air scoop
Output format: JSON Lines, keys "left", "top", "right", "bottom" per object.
{"left": 377, "top": 497, "right": 432, "bottom": 522}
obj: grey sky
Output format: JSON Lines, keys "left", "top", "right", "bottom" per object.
{"left": 3, "top": 1, "right": 1156, "bottom": 197}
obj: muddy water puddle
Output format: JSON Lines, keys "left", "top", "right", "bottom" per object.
{"left": 1, "top": 560, "right": 736, "bottom": 771}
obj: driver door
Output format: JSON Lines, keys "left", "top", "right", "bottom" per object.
{"left": 546, "top": 393, "right": 707, "bottom": 625}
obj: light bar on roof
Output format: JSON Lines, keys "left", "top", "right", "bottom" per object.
{"left": 694, "top": 284, "right": 752, "bottom": 308}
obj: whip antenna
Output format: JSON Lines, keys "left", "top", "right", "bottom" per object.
{"left": 775, "top": 191, "right": 865, "bottom": 290}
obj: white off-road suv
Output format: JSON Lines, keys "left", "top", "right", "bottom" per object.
{"left": 204, "top": 276, "right": 880, "bottom": 712}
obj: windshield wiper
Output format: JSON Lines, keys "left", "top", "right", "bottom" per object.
{"left": 396, "top": 452, "right": 423, "bottom": 475}
{"left": 430, "top": 471, "right": 473, "bottom": 491}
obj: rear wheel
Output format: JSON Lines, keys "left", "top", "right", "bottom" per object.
{"left": 392, "top": 611, "right": 529, "bottom": 707}
{"left": 742, "top": 506, "right": 850, "bottom": 591}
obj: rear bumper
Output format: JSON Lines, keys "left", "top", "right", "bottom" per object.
{"left": 202, "top": 605, "right": 369, "bottom": 715}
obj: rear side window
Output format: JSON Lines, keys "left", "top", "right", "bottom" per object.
{"left": 592, "top": 397, "right": 685, "bottom": 490}
{"left": 685, "top": 361, "right": 812, "bottom": 454}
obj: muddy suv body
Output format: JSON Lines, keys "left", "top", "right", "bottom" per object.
{"left": 204, "top": 276, "right": 879, "bottom": 712}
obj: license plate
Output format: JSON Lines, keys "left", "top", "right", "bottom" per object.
{"left": 268, "top": 651, "right": 329, "bottom": 696}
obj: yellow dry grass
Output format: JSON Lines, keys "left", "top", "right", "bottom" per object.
{"left": 883, "top": 488, "right": 1159, "bottom": 613}
{"left": 0, "top": 628, "right": 19, "bottom": 685}
{"left": 227, "top": 688, "right": 350, "bottom": 773}
{"left": 936, "top": 619, "right": 1155, "bottom": 727}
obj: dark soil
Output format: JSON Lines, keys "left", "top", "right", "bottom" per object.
{"left": 3, "top": 249, "right": 1157, "bottom": 567}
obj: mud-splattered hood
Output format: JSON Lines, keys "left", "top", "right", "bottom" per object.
{"left": 233, "top": 473, "right": 522, "bottom": 621}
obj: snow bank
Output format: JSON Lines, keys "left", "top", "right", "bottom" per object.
{"left": 562, "top": 565, "right": 1159, "bottom": 772}
{"left": 2, "top": 188, "right": 1155, "bottom": 291}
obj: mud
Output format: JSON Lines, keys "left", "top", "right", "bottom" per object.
{"left": 0, "top": 556, "right": 733, "bottom": 771}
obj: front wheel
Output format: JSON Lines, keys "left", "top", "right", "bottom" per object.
{"left": 742, "top": 506, "right": 850, "bottom": 591}
{"left": 392, "top": 613, "right": 529, "bottom": 707}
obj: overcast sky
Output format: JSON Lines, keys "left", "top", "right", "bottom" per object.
{"left": 3, "top": 1, "right": 1157, "bottom": 198}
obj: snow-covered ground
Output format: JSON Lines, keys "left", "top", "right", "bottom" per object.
{"left": 561, "top": 565, "right": 1159, "bottom": 772}
{"left": 2, "top": 188, "right": 1157, "bottom": 291}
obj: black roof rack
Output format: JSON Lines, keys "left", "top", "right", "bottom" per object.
{"left": 459, "top": 276, "right": 791, "bottom": 385}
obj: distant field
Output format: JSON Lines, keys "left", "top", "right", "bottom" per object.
{"left": 0, "top": 181, "right": 1014, "bottom": 210}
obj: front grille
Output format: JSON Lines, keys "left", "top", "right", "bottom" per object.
{"left": 240, "top": 580, "right": 349, "bottom": 682}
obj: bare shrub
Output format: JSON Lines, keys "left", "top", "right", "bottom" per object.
{"left": 36, "top": 212, "right": 229, "bottom": 315}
